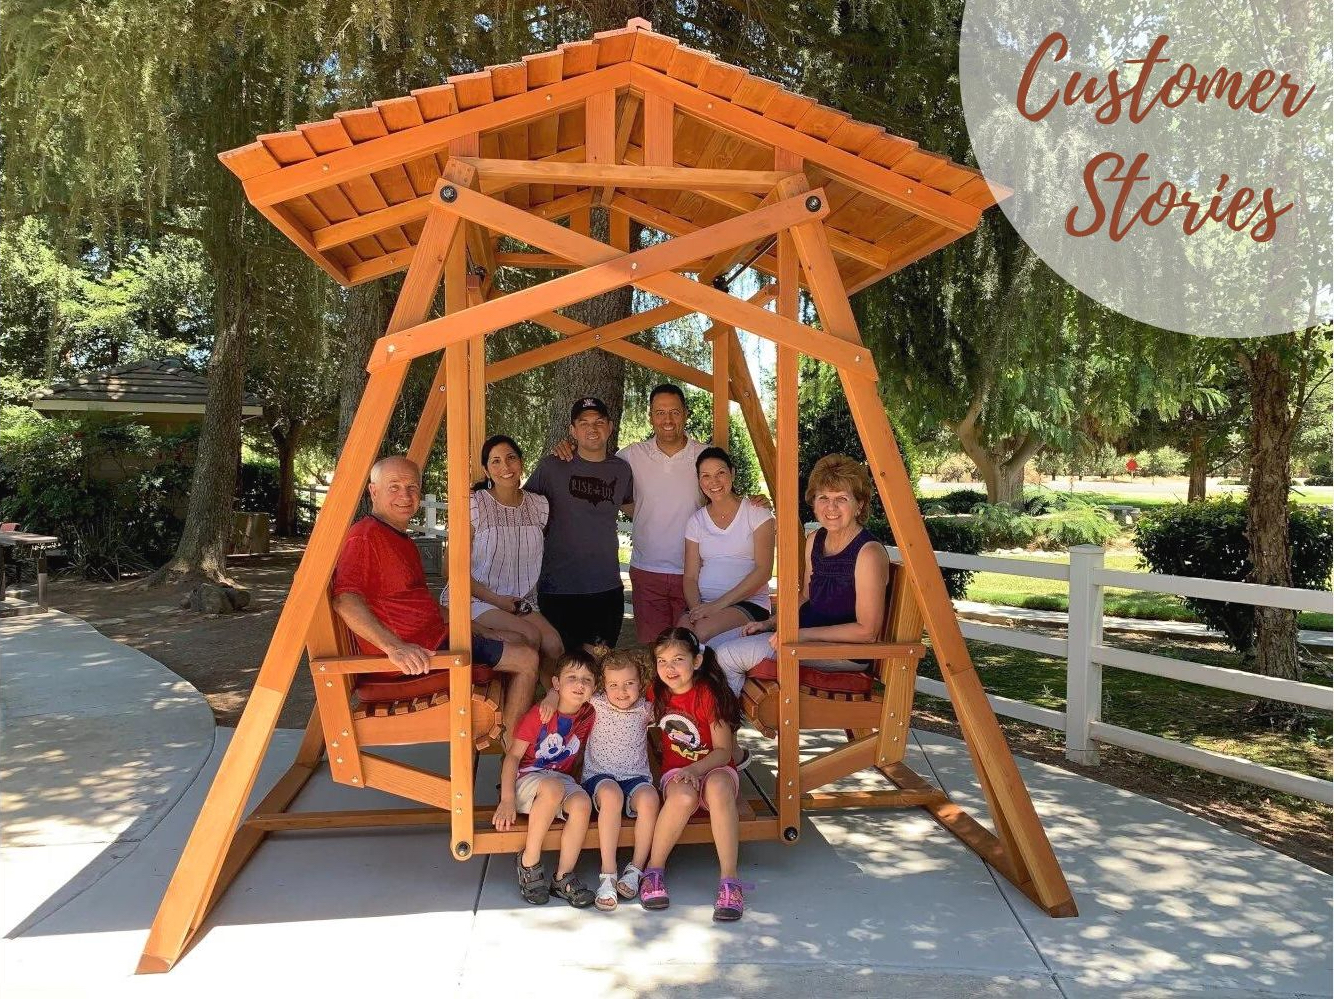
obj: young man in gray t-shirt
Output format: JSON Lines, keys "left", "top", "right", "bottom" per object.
{"left": 524, "top": 397, "right": 634, "bottom": 652}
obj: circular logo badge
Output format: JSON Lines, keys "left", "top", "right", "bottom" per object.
{"left": 959, "top": 0, "right": 1331, "bottom": 337}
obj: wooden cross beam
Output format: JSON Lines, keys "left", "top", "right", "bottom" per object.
{"left": 312, "top": 145, "right": 589, "bottom": 252}
{"left": 458, "top": 157, "right": 801, "bottom": 193}
{"left": 622, "top": 143, "right": 888, "bottom": 271}
{"left": 486, "top": 289, "right": 768, "bottom": 385}
{"left": 365, "top": 182, "right": 865, "bottom": 373}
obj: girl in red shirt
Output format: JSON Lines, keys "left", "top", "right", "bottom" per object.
{"left": 639, "top": 627, "right": 749, "bottom": 921}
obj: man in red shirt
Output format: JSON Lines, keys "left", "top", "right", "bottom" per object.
{"left": 332, "top": 455, "right": 539, "bottom": 744}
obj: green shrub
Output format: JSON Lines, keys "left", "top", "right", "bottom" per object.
{"left": 969, "top": 503, "right": 1039, "bottom": 549}
{"left": 1305, "top": 474, "right": 1332, "bottom": 487}
{"left": 930, "top": 488, "right": 988, "bottom": 514}
{"left": 1037, "top": 506, "right": 1120, "bottom": 549}
{"left": 0, "top": 411, "right": 192, "bottom": 579}
{"left": 865, "top": 513, "right": 981, "bottom": 598}
{"left": 1134, "top": 499, "right": 1333, "bottom": 655}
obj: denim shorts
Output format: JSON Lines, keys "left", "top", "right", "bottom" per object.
{"left": 581, "top": 774, "right": 655, "bottom": 817}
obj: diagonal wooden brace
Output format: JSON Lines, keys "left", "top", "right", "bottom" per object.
{"left": 367, "top": 183, "right": 831, "bottom": 370}
{"left": 368, "top": 180, "right": 875, "bottom": 378}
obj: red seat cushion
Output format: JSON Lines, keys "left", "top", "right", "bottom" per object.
{"left": 748, "top": 658, "right": 874, "bottom": 694}
{"left": 354, "top": 665, "right": 495, "bottom": 704}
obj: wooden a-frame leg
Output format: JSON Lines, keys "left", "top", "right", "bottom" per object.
{"left": 443, "top": 224, "right": 476, "bottom": 861}
{"left": 136, "top": 179, "right": 469, "bottom": 975}
{"left": 779, "top": 188, "right": 1076, "bottom": 917}
{"left": 204, "top": 705, "right": 325, "bottom": 917}
{"left": 773, "top": 188, "right": 802, "bottom": 842}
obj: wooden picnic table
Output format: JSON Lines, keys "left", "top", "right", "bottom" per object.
{"left": 0, "top": 530, "right": 61, "bottom": 612}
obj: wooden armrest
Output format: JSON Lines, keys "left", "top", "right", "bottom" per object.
{"left": 779, "top": 642, "right": 925, "bottom": 662}
{"left": 310, "top": 653, "right": 472, "bottom": 676}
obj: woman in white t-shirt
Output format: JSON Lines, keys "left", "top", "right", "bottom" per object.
{"left": 677, "top": 447, "right": 776, "bottom": 643}
{"left": 442, "top": 435, "right": 563, "bottom": 668}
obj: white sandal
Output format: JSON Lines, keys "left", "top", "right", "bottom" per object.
{"left": 595, "top": 873, "right": 618, "bottom": 911}
{"left": 615, "top": 863, "right": 642, "bottom": 900}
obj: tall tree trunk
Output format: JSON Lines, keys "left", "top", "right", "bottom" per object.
{"left": 1242, "top": 345, "right": 1299, "bottom": 681}
{"left": 272, "top": 421, "right": 303, "bottom": 537}
{"left": 337, "top": 281, "right": 395, "bottom": 453}
{"left": 143, "top": 236, "right": 249, "bottom": 587}
{"left": 956, "top": 424, "right": 1039, "bottom": 505}
{"left": 543, "top": 209, "right": 629, "bottom": 451}
{"left": 1187, "top": 431, "right": 1208, "bottom": 502}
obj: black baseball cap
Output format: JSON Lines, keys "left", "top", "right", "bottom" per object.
{"left": 570, "top": 396, "right": 611, "bottom": 422}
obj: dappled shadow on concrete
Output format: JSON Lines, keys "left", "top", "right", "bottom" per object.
{"left": 916, "top": 731, "right": 1332, "bottom": 996}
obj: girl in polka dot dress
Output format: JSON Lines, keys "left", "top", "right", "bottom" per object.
{"left": 580, "top": 649, "right": 659, "bottom": 911}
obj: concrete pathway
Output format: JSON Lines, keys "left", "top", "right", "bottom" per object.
{"left": 1, "top": 612, "right": 1330, "bottom": 998}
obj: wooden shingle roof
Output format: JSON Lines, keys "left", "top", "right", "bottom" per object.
{"left": 31, "top": 358, "right": 263, "bottom": 416}
{"left": 220, "top": 18, "right": 998, "bottom": 293}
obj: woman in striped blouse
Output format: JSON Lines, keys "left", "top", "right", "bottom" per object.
{"left": 442, "top": 435, "right": 563, "bottom": 671}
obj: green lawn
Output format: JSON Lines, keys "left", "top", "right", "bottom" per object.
{"left": 965, "top": 550, "right": 1334, "bottom": 632}
{"left": 916, "top": 634, "right": 1333, "bottom": 806}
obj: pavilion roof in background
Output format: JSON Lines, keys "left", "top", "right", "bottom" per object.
{"left": 219, "top": 18, "right": 999, "bottom": 293}
{"left": 31, "top": 358, "right": 263, "bottom": 416}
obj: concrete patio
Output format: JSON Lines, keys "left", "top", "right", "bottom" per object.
{"left": 2, "top": 610, "right": 1329, "bottom": 998}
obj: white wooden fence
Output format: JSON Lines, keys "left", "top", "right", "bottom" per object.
{"left": 888, "top": 543, "right": 1334, "bottom": 805}
{"left": 299, "top": 484, "right": 1333, "bottom": 803}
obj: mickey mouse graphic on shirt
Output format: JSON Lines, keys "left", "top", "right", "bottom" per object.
{"left": 533, "top": 715, "right": 582, "bottom": 768}
{"left": 658, "top": 713, "right": 707, "bottom": 761}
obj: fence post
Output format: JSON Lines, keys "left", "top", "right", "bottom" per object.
{"left": 424, "top": 493, "right": 438, "bottom": 535}
{"left": 1065, "top": 544, "right": 1105, "bottom": 766}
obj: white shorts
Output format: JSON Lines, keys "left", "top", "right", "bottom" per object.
{"left": 515, "top": 771, "right": 584, "bottom": 818}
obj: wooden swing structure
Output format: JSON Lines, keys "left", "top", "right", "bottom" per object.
{"left": 138, "top": 19, "right": 1075, "bottom": 973}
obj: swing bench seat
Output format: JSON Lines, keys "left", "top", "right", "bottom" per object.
{"left": 349, "top": 664, "right": 504, "bottom": 750}
{"left": 740, "top": 646, "right": 923, "bottom": 738}
{"left": 736, "top": 563, "right": 948, "bottom": 814}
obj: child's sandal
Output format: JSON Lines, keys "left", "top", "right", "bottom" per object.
{"left": 550, "top": 872, "right": 596, "bottom": 909}
{"left": 595, "top": 873, "right": 618, "bottom": 912}
{"left": 516, "top": 856, "right": 549, "bottom": 905}
{"left": 638, "top": 867, "right": 669, "bottom": 910}
{"left": 615, "top": 863, "right": 642, "bottom": 900}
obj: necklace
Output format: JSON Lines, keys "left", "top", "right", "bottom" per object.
{"left": 708, "top": 497, "right": 741, "bottom": 529}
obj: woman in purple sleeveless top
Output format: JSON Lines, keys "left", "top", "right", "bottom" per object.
{"left": 715, "top": 454, "right": 890, "bottom": 696}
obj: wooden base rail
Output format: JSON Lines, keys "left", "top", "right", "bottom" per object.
{"left": 310, "top": 653, "right": 473, "bottom": 676}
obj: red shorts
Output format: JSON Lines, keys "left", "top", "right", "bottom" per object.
{"left": 628, "top": 567, "right": 687, "bottom": 644}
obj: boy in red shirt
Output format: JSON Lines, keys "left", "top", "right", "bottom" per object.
{"left": 331, "top": 455, "right": 539, "bottom": 743}
{"left": 494, "top": 650, "right": 598, "bottom": 908}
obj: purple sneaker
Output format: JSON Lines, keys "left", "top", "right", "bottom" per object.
{"left": 639, "top": 867, "right": 669, "bottom": 910}
{"left": 713, "top": 878, "right": 752, "bottom": 921}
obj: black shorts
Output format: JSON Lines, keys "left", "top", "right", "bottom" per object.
{"left": 436, "top": 635, "right": 505, "bottom": 666}
{"left": 733, "top": 600, "right": 771, "bottom": 623}
{"left": 539, "top": 586, "right": 626, "bottom": 653}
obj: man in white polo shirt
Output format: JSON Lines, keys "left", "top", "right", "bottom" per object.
{"left": 616, "top": 384, "right": 708, "bottom": 642}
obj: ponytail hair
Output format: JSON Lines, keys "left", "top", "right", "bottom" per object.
{"left": 650, "top": 626, "right": 740, "bottom": 728}
{"left": 472, "top": 434, "right": 523, "bottom": 491}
